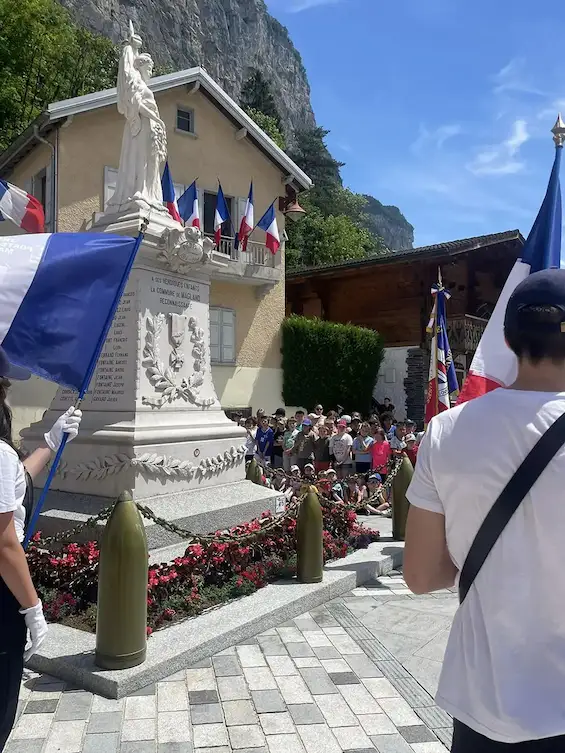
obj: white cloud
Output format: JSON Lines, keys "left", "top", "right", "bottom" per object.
{"left": 537, "top": 99, "right": 565, "bottom": 121}
{"left": 411, "top": 123, "right": 462, "bottom": 153}
{"left": 467, "top": 119, "right": 529, "bottom": 176}
{"left": 506, "top": 119, "right": 529, "bottom": 154}
{"left": 286, "top": 0, "right": 342, "bottom": 11}
{"left": 493, "top": 58, "right": 546, "bottom": 97}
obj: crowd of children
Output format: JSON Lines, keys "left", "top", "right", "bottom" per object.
{"left": 236, "top": 401, "right": 421, "bottom": 517}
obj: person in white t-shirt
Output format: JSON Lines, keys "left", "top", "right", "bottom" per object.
{"left": 0, "top": 350, "right": 82, "bottom": 751}
{"left": 404, "top": 269, "right": 565, "bottom": 751}
{"left": 329, "top": 419, "right": 353, "bottom": 479}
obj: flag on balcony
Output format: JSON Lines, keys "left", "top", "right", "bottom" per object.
{"left": 238, "top": 182, "right": 254, "bottom": 251}
{"left": 178, "top": 180, "right": 200, "bottom": 228}
{"left": 425, "top": 272, "right": 458, "bottom": 425}
{"left": 458, "top": 120, "right": 563, "bottom": 404}
{"left": 0, "top": 179, "right": 44, "bottom": 233}
{"left": 214, "top": 183, "right": 230, "bottom": 246}
{"left": 257, "top": 202, "right": 280, "bottom": 255}
{"left": 161, "top": 162, "right": 182, "bottom": 223}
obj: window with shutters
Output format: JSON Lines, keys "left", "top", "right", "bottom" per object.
{"left": 203, "top": 191, "right": 234, "bottom": 237}
{"left": 210, "top": 307, "right": 235, "bottom": 364}
{"left": 31, "top": 167, "right": 53, "bottom": 230}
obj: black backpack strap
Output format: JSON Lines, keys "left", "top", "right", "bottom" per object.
{"left": 23, "top": 470, "right": 34, "bottom": 531}
{"left": 459, "top": 411, "right": 565, "bottom": 604}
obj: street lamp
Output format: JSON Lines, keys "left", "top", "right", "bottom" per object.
{"left": 280, "top": 187, "right": 307, "bottom": 221}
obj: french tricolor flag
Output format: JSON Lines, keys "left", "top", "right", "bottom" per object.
{"left": 257, "top": 202, "right": 280, "bottom": 255}
{"left": 238, "top": 182, "right": 254, "bottom": 251}
{"left": 161, "top": 162, "right": 182, "bottom": 223}
{"left": 0, "top": 232, "right": 139, "bottom": 390}
{"left": 0, "top": 180, "right": 44, "bottom": 233}
{"left": 178, "top": 181, "right": 200, "bottom": 228}
{"left": 458, "top": 129, "right": 563, "bottom": 404}
{"left": 214, "top": 184, "right": 230, "bottom": 246}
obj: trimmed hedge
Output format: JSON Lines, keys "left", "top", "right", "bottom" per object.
{"left": 282, "top": 316, "right": 385, "bottom": 414}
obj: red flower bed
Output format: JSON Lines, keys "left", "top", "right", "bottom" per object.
{"left": 27, "top": 505, "right": 379, "bottom": 633}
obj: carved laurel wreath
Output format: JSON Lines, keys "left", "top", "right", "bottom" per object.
{"left": 142, "top": 313, "right": 215, "bottom": 408}
{"left": 58, "top": 444, "right": 247, "bottom": 482}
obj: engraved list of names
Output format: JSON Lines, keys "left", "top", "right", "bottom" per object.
{"left": 54, "top": 286, "right": 137, "bottom": 411}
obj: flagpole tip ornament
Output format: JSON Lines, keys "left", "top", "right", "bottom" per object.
{"left": 552, "top": 114, "right": 565, "bottom": 147}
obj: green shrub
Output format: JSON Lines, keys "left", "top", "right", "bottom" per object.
{"left": 282, "top": 316, "right": 384, "bottom": 413}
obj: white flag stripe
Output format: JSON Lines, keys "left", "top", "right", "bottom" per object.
{"left": 0, "top": 234, "right": 48, "bottom": 340}
{"left": 467, "top": 259, "right": 530, "bottom": 386}
{"left": 0, "top": 190, "right": 25, "bottom": 226}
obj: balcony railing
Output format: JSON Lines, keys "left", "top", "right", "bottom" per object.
{"left": 207, "top": 235, "right": 275, "bottom": 268}
{"left": 448, "top": 314, "right": 488, "bottom": 354}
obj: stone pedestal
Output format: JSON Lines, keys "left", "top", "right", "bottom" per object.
{"left": 23, "top": 209, "right": 282, "bottom": 543}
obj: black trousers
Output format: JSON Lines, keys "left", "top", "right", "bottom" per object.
{"left": 452, "top": 720, "right": 565, "bottom": 752}
{"left": 0, "top": 578, "right": 26, "bottom": 752}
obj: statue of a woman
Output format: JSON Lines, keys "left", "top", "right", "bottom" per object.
{"left": 108, "top": 23, "right": 167, "bottom": 211}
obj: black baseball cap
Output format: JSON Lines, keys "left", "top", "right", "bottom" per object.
{"left": 0, "top": 347, "right": 30, "bottom": 380}
{"left": 504, "top": 269, "right": 565, "bottom": 337}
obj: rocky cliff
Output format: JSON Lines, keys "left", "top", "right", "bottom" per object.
{"left": 362, "top": 195, "right": 414, "bottom": 251}
{"left": 58, "top": 0, "right": 315, "bottom": 139}
{"left": 58, "top": 0, "right": 413, "bottom": 248}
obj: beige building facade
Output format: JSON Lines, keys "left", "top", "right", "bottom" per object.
{"left": 0, "top": 68, "right": 310, "bottom": 434}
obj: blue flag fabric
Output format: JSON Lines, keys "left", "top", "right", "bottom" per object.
{"left": 0, "top": 232, "right": 138, "bottom": 391}
{"left": 436, "top": 290, "right": 459, "bottom": 396}
{"left": 521, "top": 146, "right": 562, "bottom": 271}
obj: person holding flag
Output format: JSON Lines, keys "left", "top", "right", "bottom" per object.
{"left": 424, "top": 270, "right": 458, "bottom": 425}
{"left": 0, "top": 224, "right": 146, "bottom": 749}
{"left": 403, "top": 116, "right": 565, "bottom": 751}
{"left": 178, "top": 180, "right": 200, "bottom": 228}
{"left": 238, "top": 182, "right": 254, "bottom": 251}
{"left": 0, "top": 351, "right": 82, "bottom": 750}
{"left": 161, "top": 161, "right": 182, "bottom": 223}
{"left": 214, "top": 183, "right": 230, "bottom": 247}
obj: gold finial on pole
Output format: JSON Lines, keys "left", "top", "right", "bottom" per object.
{"left": 437, "top": 266, "right": 443, "bottom": 288}
{"left": 552, "top": 114, "right": 565, "bottom": 147}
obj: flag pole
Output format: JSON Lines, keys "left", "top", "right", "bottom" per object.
{"left": 24, "top": 219, "right": 149, "bottom": 548}
{"left": 250, "top": 197, "right": 278, "bottom": 235}
{"left": 434, "top": 267, "right": 441, "bottom": 418}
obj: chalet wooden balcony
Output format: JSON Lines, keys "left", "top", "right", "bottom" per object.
{"left": 448, "top": 314, "right": 488, "bottom": 354}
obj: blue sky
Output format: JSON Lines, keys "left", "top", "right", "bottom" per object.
{"left": 266, "top": 0, "right": 565, "bottom": 247}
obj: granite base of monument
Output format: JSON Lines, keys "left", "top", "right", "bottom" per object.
{"left": 33, "top": 480, "right": 285, "bottom": 552}
{"left": 22, "top": 211, "right": 282, "bottom": 547}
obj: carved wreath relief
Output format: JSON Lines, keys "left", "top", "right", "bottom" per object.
{"left": 57, "top": 444, "right": 247, "bottom": 482}
{"left": 142, "top": 312, "right": 215, "bottom": 408}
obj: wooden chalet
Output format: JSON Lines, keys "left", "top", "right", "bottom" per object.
{"left": 286, "top": 230, "right": 525, "bottom": 425}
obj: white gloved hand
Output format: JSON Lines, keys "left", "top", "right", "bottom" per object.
{"left": 44, "top": 407, "right": 82, "bottom": 452}
{"left": 19, "top": 600, "right": 48, "bottom": 661}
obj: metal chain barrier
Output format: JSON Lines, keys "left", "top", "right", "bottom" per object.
{"left": 30, "top": 457, "right": 403, "bottom": 549}
{"left": 256, "top": 456, "right": 403, "bottom": 511}
{"left": 32, "top": 494, "right": 304, "bottom": 549}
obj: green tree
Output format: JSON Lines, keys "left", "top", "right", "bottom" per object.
{"left": 285, "top": 201, "right": 378, "bottom": 270}
{"left": 244, "top": 107, "right": 286, "bottom": 150}
{"left": 0, "top": 0, "right": 118, "bottom": 152}
{"left": 288, "top": 127, "right": 343, "bottom": 209}
{"left": 240, "top": 70, "right": 282, "bottom": 127}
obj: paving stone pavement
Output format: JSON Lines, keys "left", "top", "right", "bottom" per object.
{"left": 6, "top": 572, "right": 457, "bottom": 753}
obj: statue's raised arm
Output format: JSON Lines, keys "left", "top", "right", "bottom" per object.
{"left": 108, "top": 22, "right": 167, "bottom": 213}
